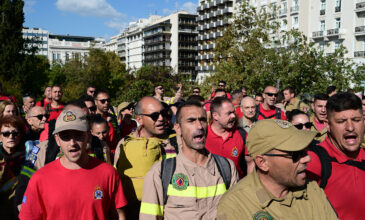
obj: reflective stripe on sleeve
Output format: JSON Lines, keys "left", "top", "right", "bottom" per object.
{"left": 0, "top": 176, "right": 17, "bottom": 192}
{"left": 162, "top": 153, "right": 177, "bottom": 160}
{"left": 167, "top": 183, "right": 226, "bottom": 198}
{"left": 20, "top": 166, "right": 35, "bottom": 179}
{"left": 140, "top": 202, "right": 164, "bottom": 216}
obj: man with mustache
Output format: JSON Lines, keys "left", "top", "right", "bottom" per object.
{"left": 310, "top": 93, "right": 329, "bottom": 142}
{"left": 206, "top": 97, "right": 249, "bottom": 178}
{"left": 217, "top": 119, "right": 338, "bottom": 220}
{"left": 140, "top": 101, "right": 239, "bottom": 219}
{"left": 306, "top": 92, "right": 365, "bottom": 220}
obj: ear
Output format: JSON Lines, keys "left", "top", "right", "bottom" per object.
{"left": 175, "top": 123, "right": 181, "bottom": 136}
{"left": 311, "top": 102, "right": 314, "bottom": 110}
{"left": 212, "top": 111, "right": 218, "bottom": 120}
{"left": 324, "top": 118, "right": 330, "bottom": 132}
{"left": 254, "top": 155, "right": 269, "bottom": 172}
{"left": 26, "top": 117, "right": 32, "bottom": 126}
{"left": 54, "top": 134, "right": 61, "bottom": 147}
{"left": 136, "top": 115, "right": 143, "bottom": 126}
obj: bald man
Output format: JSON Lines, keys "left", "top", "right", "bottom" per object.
{"left": 239, "top": 96, "right": 256, "bottom": 133}
{"left": 25, "top": 106, "right": 47, "bottom": 140}
{"left": 114, "top": 97, "right": 179, "bottom": 219}
{"left": 255, "top": 86, "right": 287, "bottom": 121}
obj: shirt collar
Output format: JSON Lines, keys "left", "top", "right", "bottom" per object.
{"left": 322, "top": 136, "right": 365, "bottom": 163}
{"left": 177, "top": 150, "right": 216, "bottom": 176}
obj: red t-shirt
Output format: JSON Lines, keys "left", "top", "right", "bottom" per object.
{"left": 234, "top": 105, "right": 243, "bottom": 119}
{"left": 19, "top": 157, "right": 127, "bottom": 220}
{"left": 119, "top": 120, "right": 137, "bottom": 138}
{"left": 36, "top": 99, "right": 52, "bottom": 108}
{"left": 313, "top": 116, "right": 326, "bottom": 132}
{"left": 47, "top": 104, "right": 64, "bottom": 121}
{"left": 205, "top": 124, "right": 248, "bottom": 178}
{"left": 306, "top": 137, "right": 365, "bottom": 220}
{"left": 256, "top": 103, "right": 287, "bottom": 121}
{"left": 210, "top": 92, "right": 232, "bottom": 100}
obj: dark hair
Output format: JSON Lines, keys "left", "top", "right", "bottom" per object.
{"left": 0, "top": 115, "right": 26, "bottom": 138}
{"left": 218, "top": 80, "right": 226, "bottom": 85}
{"left": 23, "top": 92, "right": 35, "bottom": 99}
{"left": 276, "top": 92, "right": 284, "bottom": 104}
{"left": 210, "top": 97, "right": 231, "bottom": 114}
{"left": 193, "top": 87, "right": 200, "bottom": 92}
{"left": 231, "top": 89, "right": 242, "bottom": 99}
{"left": 326, "top": 85, "right": 337, "bottom": 95}
{"left": 255, "top": 93, "right": 263, "bottom": 98}
{"left": 80, "top": 95, "right": 95, "bottom": 103}
{"left": 214, "top": 88, "right": 226, "bottom": 97}
{"left": 66, "top": 99, "right": 87, "bottom": 109}
{"left": 51, "top": 84, "right": 61, "bottom": 90}
{"left": 326, "top": 92, "right": 363, "bottom": 118}
{"left": 94, "top": 89, "right": 109, "bottom": 99}
{"left": 176, "top": 101, "right": 203, "bottom": 124}
{"left": 313, "top": 93, "right": 329, "bottom": 103}
{"left": 284, "top": 87, "right": 295, "bottom": 96}
{"left": 287, "top": 109, "right": 307, "bottom": 122}
{"left": 90, "top": 114, "right": 108, "bottom": 128}
{"left": 187, "top": 95, "right": 205, "bottom": 103}
{"left": 347, "top": 88, "right": 355, "bottom": 94}
{"left": 241, "top": 86, "right": 248, "bottom": 91}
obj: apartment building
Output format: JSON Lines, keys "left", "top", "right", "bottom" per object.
{"left": 196, "top": 0, "right": 240, "bottom": 82}
{"left": 104, "top": 34, "right": 119, "bottom": 52}
{"left": 22, "top": 27, "right": 49, "bottom": 56}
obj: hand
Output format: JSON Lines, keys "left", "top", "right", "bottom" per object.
{"left": 177, "top": 82, "right": 182, "bottom": 90}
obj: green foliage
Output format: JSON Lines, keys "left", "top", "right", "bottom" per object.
{"left": 204, "top": 1, "right": 363, "bottom": 95}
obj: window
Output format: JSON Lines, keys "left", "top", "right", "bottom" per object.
{"left": 335, "top": 41, "right": 341, "bottom": 50}
{"left": 320, "top": 20, "right": 325, "bottom": 31}
{"left": 335, "top": 18, "right": 341, "bottom": 29}
{"left": 320, "top": 42, "right": 325, "bottom": 51}
{"left": 293, "top": 0, "right": 298, "bottom": 7}
{"left": 335, "top": 0, "right": 341, "bottom": 7}
{"left": 321, "top": 0, "right": 326, "bottom": 10}
{"left": 281, "top": 19, "right": 287, "bottom": 30}
{"left": 292, "top": 16, "right": 299, "bottom": 29}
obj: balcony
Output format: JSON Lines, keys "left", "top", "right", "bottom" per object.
{"left": 320, "top": 9, "right": 325, "bottom": 15}
{"left": 327, "top": 28, "right": 339, "bottom": 37}
{"left": 355, "top": 26, "right": 365, "bottom": 36}
{"left": 290, "top": 6, "right": 299, "bottom": 14}
{"left": 354, "top": 51, "right": 365, "bottom": 57}
{"left": 279, "top": 8, "right": 287, "bottom": 17}
{"left": 312, "top": 31, "right": 324, "bottom": 39}
{"left": 335, "top": 6, "right": 341, "bottom": 12}
{"left": 197, "top": 5, "right": 203, "bottom": 12}
{"left": 217, "top": 0, "right": 224, "bottom": 5}
{"left": 223, "top": 7, "right": 233, "bottom": 14}
{"left": 355, "top": 2, "right": 365, "bottom": 12}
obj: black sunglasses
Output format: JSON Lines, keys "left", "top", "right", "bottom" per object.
{"left": 97, "top": 99, "right": 111, "bottom": 104}
{"left": 138, "top": 109, "right": 169, "bottom": 121}
{"left": 218, "top": 84, "right": 225, "bottom": 87}
{"left": 30, "top": 114, "right": 48, "bottom": 120}
{"left": 264, "top": 149, "right": 308, "bottom": 162}
{"left": 193, "top": 90, "right": 200, "bottom": 93}
{"left": 265, "top": 92, "right": 278, "bottom": 97}
{"left": 1, "top": 131, "right": 20, "bottom": 138}
{"left": 294, "top": 122, "right": 313, "bottom": 130}
{"left": 88, "top": 106, "right": 97, "bottom": 112}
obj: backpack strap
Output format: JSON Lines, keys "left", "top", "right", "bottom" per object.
{"left": 275, "top": 107, "right": 281, "bottom": 119}
{"left": 212, "top": 154, "right": 231, "bottom": 190}
{"left": 161, "top": 157, "right": 176, "bottom": 205}
{"left": 40, "top": 100, "right": 45, "bottom": 108}
{"left": 237, "top": 127, "right": 247, "bottom": 145}
{"left": 45, "top": 103, "right": 51, "bottom": 115}
{"left": 308, "top": 143, "right": 332, "bottom": 188}
{"left": 169, "top": 135, "right": 179, "bottom": 154}
{"left": 332, "top": 157, "right": 365, "bottom": 171}
{"left": 254, "top": 104, "right": 260, "bottom": 121}
{"left": 237, "top": 127, "right": 248, "bottom": 177}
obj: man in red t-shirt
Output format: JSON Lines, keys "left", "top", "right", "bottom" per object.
{"left": 306, "top": 92, "right": 365, "bottom": 220}
{"left": 19, "top": 108, "right": 127, "bottom": 220}
{"left": 35, "top": 86, "right": 52, "bottom": 108}
{"left": 205, "top": 97, "right": 251, "bottom": 178}
{"left": 232, "top": 89, "right": 243, "bottom": 119}
{"left": 310, "top": 93, "right": 329, "bottom": 142}
{"left": 46, "top": 85, "right": 64, "bottom": 121}
{"left": 256, "top": 86, "right": 287, "bottom": 121}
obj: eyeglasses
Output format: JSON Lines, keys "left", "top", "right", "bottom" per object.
{"left": 30, "top": 114, "right": 48, "bottom": 120}
{"left": 157, "top": 87, "right": 163, "bottom": 90}
{"left": 218, "top": 84, "right": 225, "bottom": 87}
{"left": 96, "top": 99, "right": 111, "bottom": 104}
{"left": 193, "top": 90, "right": 200, "bottom": 94}
{"left": 1, "top": 131, "right": 20, "bottom": 138}
{"left": 263, "top": 149, "right": 308, "bottom": 162}
{"left": 88, "top": 90, "right": 95, "bottom": 93}
{"left": 138, "top": 109, "right": 169, "bottom": 121}
{"left": 294, "top": 122, "right": 313, "bottom": 130}
{"left": 88, "top": 106, "right": 97, "bottom": 112}
{"left": 265, "top": 92, "right": 278, "bottom": 97}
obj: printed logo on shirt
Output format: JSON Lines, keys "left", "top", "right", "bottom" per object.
{"left": 253, "top": 211, "right": 273, "bottom": 220}
{"left": 22, "top": 196, "right": 27, "bottom": 204}
{"left": 172, "top": 173, "right": 189, "bottom": 191}
{"left": 63, "top": 111, "right": 76, "bottom": 122}
{"left": 232, "top": 146, "right": 238, "bottom": 157}
{"left": 94, "top": 186, "right": 103, "bottom": 200}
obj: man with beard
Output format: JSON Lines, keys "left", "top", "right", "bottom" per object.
{"left": 114, "top": 97, "right": 178, "bottom": 219}
{"left": 206, "top": 97, "right": 249, "bottom": 178}
{"left": 310, "top": 93, "right": 329, "bottom": 142}
{"left": 140, "top": 101, "right": 239, "bottom": 220}
{"left": 46, "top": 85, "right": 64, "bottom": 121}
{"left": 19, "top": 108, "right": 128, "bottom": 219}
{"left": 283, "top": 87, "right": 309, "bottom": 113}
{"left": 255, "top": 86, "right": 287, "bottom": 121}
{"left": 217, "top": 119, "right": 338, "bottom": 220}
{"left": 306, "top": 92, "right": 365, "bottom": 220}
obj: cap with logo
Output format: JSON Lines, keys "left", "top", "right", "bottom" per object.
{"left": 53, "top": 108, "right": 88, "bottom": 134}
{"left": 246, "top": 119, "right": 317, "bottom": 158}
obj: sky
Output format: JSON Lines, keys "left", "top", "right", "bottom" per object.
{"left": 23, "top": 0, "right": 198, "bottom": 40}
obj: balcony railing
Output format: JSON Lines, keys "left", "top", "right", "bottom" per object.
{"left": 356, "top": 2, "right": 365, "bottom": 12}
{"left": 354, "top": 51, "right": 365, "bottom": 57}
{"left": 290, "top": 6, "right": 299, "bottom": 14}
{"left": 312, "top": 31, "right": 324, "bottom": 38}
{"left": 279, "top": 8, "right": 288, "bottom": 16}
{"left": 320, "top": 9, "right": 325, "bottom": 15}
{"left": 327, "top": 28, "right": 339, "bottom": 36}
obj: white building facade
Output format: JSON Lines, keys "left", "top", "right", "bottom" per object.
{"left": 22, "top": 27, "right": 49, "bottom": 56}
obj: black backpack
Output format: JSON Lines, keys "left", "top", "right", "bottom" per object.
{"left": 309, "top": 143, "right": 365, "bottom": 188}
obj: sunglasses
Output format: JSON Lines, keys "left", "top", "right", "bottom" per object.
{"left": 88, "top": 106, "right": 97, "bottom": 112}
{"left": 294, "top": 122, "right": 313, "bottom": 130}
{"left": 138, "top": 109, "right": 169, "bottom": 121}
{"left": 58, "top": 132, "right": 86, "bottom": 142}
{"left": 30, "top": 114, "right": 48, "bottom": 120}
{"left": 157, "top": 87, "right": 163, "bottom": 90}
{"left": 88, "top": 90, "right": 95, "bottom": 93}
{"left": 1, "top": 131, "right": 20, "bottom": 138}
{"left": 218, "top": 84, "right": 225, "bottom": 87}
{"left": 265, "top": 92, "right": 278, "bottom": 97}
{"left": 193, "top": 91, "right": 200, "bottom": 94}
{"left": 264, "top": 149, "right": 308, "bottom": 162}
{"left": 97, "top": 99, "right": 111, "bottom": 104}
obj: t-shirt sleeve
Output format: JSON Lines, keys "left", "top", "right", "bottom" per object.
{"left": 18, "top": 174, "right": 44, "bottom": 220}
{"left": 111, "top": 168, "right": 128, "bottom": 209}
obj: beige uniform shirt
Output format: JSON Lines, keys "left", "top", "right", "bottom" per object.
{"left": 140, "top": 151, "right": 239, "bottom": 220}
{"left": 217, "top": 169, "right": 338, "bottom": 220}
{"left": 285, "top": 98, "right": 310, "bottom": 113}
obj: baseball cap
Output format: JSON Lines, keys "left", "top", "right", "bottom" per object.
{"left": 53, "top": 108, "right": 88, "bottom": 134}
{"left": 246, "top": 119, "right": 317, "bottom": 158}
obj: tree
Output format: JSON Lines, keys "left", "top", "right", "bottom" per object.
{"left": 203, "top": 1, "right": 362, "bottom": 96}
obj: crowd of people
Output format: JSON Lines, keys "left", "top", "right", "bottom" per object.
{"left": 0, "top": 80, "right": 364, "bottom": 220}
